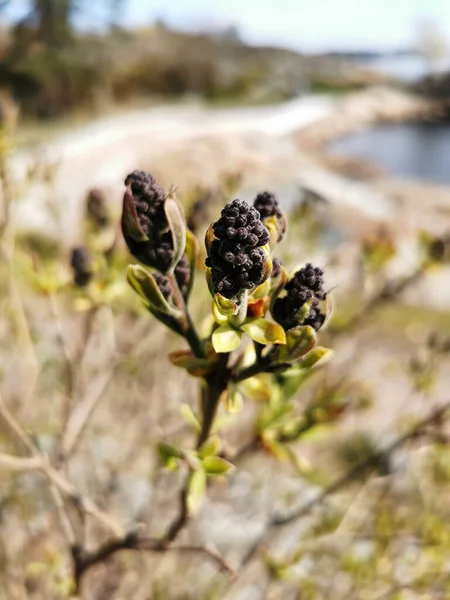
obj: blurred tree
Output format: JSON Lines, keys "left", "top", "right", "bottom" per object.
{"left": 414, "top": 18, "right": 449, "bottom": 76}
{"left": 31, "top": 0, "right": 74, "bottom": 47}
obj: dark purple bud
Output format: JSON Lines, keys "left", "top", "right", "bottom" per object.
{"left": 70, "top": 246, "right": 93, "bottom": 287}
{"left": 86, "top": 188, "right": 110, "bottom": 228}
{"left": 253, "top": 191, "right": 287, "bottom": 242}
{"left": 152, "top": 271, "right": 174, "bottom": 301}
{"left": 272, "top": 263, "right": 326, "bottom": 330}
{"left": 205, "top": 199, "right": 271, "bottom": 298}
{"left": 121, "top": 170, "right": 179, "bottom": 272}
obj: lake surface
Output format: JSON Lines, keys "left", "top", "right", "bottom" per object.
{"left": 329, "top": 122, "right": 450, "bottom": 185}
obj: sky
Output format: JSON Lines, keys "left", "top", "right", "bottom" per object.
{"left": 3, "top": 0, "right": 450, "bottom": 53}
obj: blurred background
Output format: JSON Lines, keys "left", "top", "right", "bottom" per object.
{"left": 1, "top": 1, "right": 450, "bottom": 599}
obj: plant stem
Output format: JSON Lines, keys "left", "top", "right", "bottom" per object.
{"left": 168, "top": 273, "right": 204, "bottom": 358}
{"left": 197, "top": 352, "right": 229, "bottom": 448}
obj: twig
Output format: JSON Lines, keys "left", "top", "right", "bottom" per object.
{"left": 0, "top": 453, "right": 43, "bottom": 471}
{"left": 73, "top": 536, "right": 234, "bottom": 590}
{"left": 0, "top": 397, "right": 122, "bottom": 537}
{"left": 61, "top": 364, "right": 116, "bottom": 459}
{"left": 233, "top": 398, "right": 450, "bottom": 572}
{"left": 330, "top": 263, "right": 428, "bottom": 337}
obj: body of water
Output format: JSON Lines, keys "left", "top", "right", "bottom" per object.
{"left": 329, "top": 122, "right": 450, "bottom": 185}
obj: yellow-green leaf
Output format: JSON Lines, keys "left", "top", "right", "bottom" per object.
{"left": 187, "top": 468, "right": 206, "bottom": 515}
{"left": 127, "top": 264, "right": 178, "bottom": 316}
{"left": 300, "top": 347, "right": 334, "bottom": 369}
{"left": 164, "top": 196, "right": 187, "bottom": 271}
{"left": 202, "top": 456, "right": 234, "bottom": 475}
{"left": 183, "top": 229, "right": 198, "bottom": 300}
{"left": 169, "top": 350, "right": 215, "bottom": 377}
{"left": 157, "top": 442, "right": 181, "bottom": 466}
{"left": 212, "top": 323, "right": 242, "bottom": 353}
{"left": 180, "top": 404, "right": 201, "bottom": 432}
{"left": 225, "top": 389, "right": 244, "bottom": 414}
{"left": 275, "top": 325, "right": 317, "bottom": 363}
{"left": 240, "top": 318, "right": 286, "bottom": 345}
{"left": 237, "top": 375, "right": 272, "bottom": 402}
{"left": 212, "top": 301, "right": 229, "bottom": 325}
{"left": 252, "top": 278, "right": 270, "bottom": 299}
{"left": 214, "top": 293, "right": 238, "bottom": 317}
{"left": 198, "top": 435, "right": 221, "bottom": 458}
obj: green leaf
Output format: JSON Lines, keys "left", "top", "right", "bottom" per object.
{"left": 225, "top": 389, "right": 244, "bottom": 414}
{"left": 294, "top": 298, "right": 314, "bottom": 324}
{"left": 212, "top": 300, "right": 229, "bottom": 325}
{"left": 321, "top": 294, "right": 333, "bottom": 330}
{"left": 127, "top": 264, "right": 180, "bottom": 317}
{"left": 252, "top": 278, "right": 270, "bottom": 299}
{"left": 187, "top": 468, "right": 206, "bottom": 515}
{"left": 240, "top": 318, "right": 286, "bottom": 345}
{"left": 212, "top": 323, "right": 242, "bottom": 353}
{"left": 214, "top": 293, "right": 238, "bottom": 317}
{"left": 183, "top": 229, "right": 198, "bottom": 300}
{"left": 300, "top": 347, "right": 335, "bottom": 369}
{"left": 202, "top": 456, "right": 234, "bottom": 475}
{"left": 169, "top": 350, "right": 215, "bottom": 377}
{"left": 237, "top": 375, "right": 272, "bottom": 402}
{"left": 157, "top": 442, "right": 181, "bottom": 467}
{"left": 164, "top": 196, "right": 187, "bottom": 272}
{"left": 180, "top": 404, "right": 201, "bottom": 432}
{"left": 275, "top": 325, "right": 317, "bottom": 363}
{"left": 279, "top": 367, "right": 313, "bottom": 400}
{"left": 263, "top": 214, "right": 285, "bottom": 248}
{"left": 263, "top": 438, "right": 291, "bottom": 461}
{"left": 198, "top": 435, "right": 221, "bottom": 458}
{"left": 298, "top": 423, "right": 333, "bottom": 442}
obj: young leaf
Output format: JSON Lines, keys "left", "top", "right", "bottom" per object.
{"left": 184, "top": 229, "right": 198, "bottom": 300}
{"left": 294, "top": 297, "right": 314, "bottom": 324}
{"left": 127, "top": 264, "right": 180, "bottom": 317}
{"left": 300, "top": 347, "right": 335, "bottom": 369}
{"left": 198, "top": 435, "right": 221, "bottom": 458}
{"left": 263, "top": 214, "right": 283, "bottom": 248}
{"left": 187, "top": 468, "right": 206, "bottom": 515}
{"left": 252, "top": 279, "right": 270, "bottom": 299}
{"left": 164, "top": 196, "right": 187, "bottom": 272}
{"left": 214, "top": 293, "right": 238, "bottom": 317}
{"left": 237, "top": 375, "right": 272, "bottom": 402}
{"left": 180, "top": 404, "right": 201, "bottom": 432}
{"left": 263, "top": 438, "right": 291, "bottom": 462}
{"left": 275, "top": 325, "right": 317, "bottom": 363}
{"left": 240, "top": 318, "right": 286, "bottom": 345}
{"left": 157, "top": 442, "right": 181, "bottom": 466}
{"left": 320, "top": 294, "right": 334, "bottom": 330}
{"left": 212, "top": 323, "right": 242, "bottom": 353}
{"left": 202, "top": 456, "right": 234, "bottom": 476}
{"left": 169, "top": 350, "right": 216, "bottom": 377}
{"left": 225, "top": 389, "right": 244, "bottom": 414}
{"left": 212, "top": 301, "right": 229, "bottom": 325}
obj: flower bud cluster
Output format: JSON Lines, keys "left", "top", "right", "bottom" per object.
{"left": 253, "top": 191, "right": 286, "bottom": 242}
{"left": 122, "top": 170, "right": 175, "bottom": 272}
{"left": 205, "top": 199, "right": 271, "bottom": 298}
{"left": 272, "top": 263, "right": 326, "bottom": 330}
